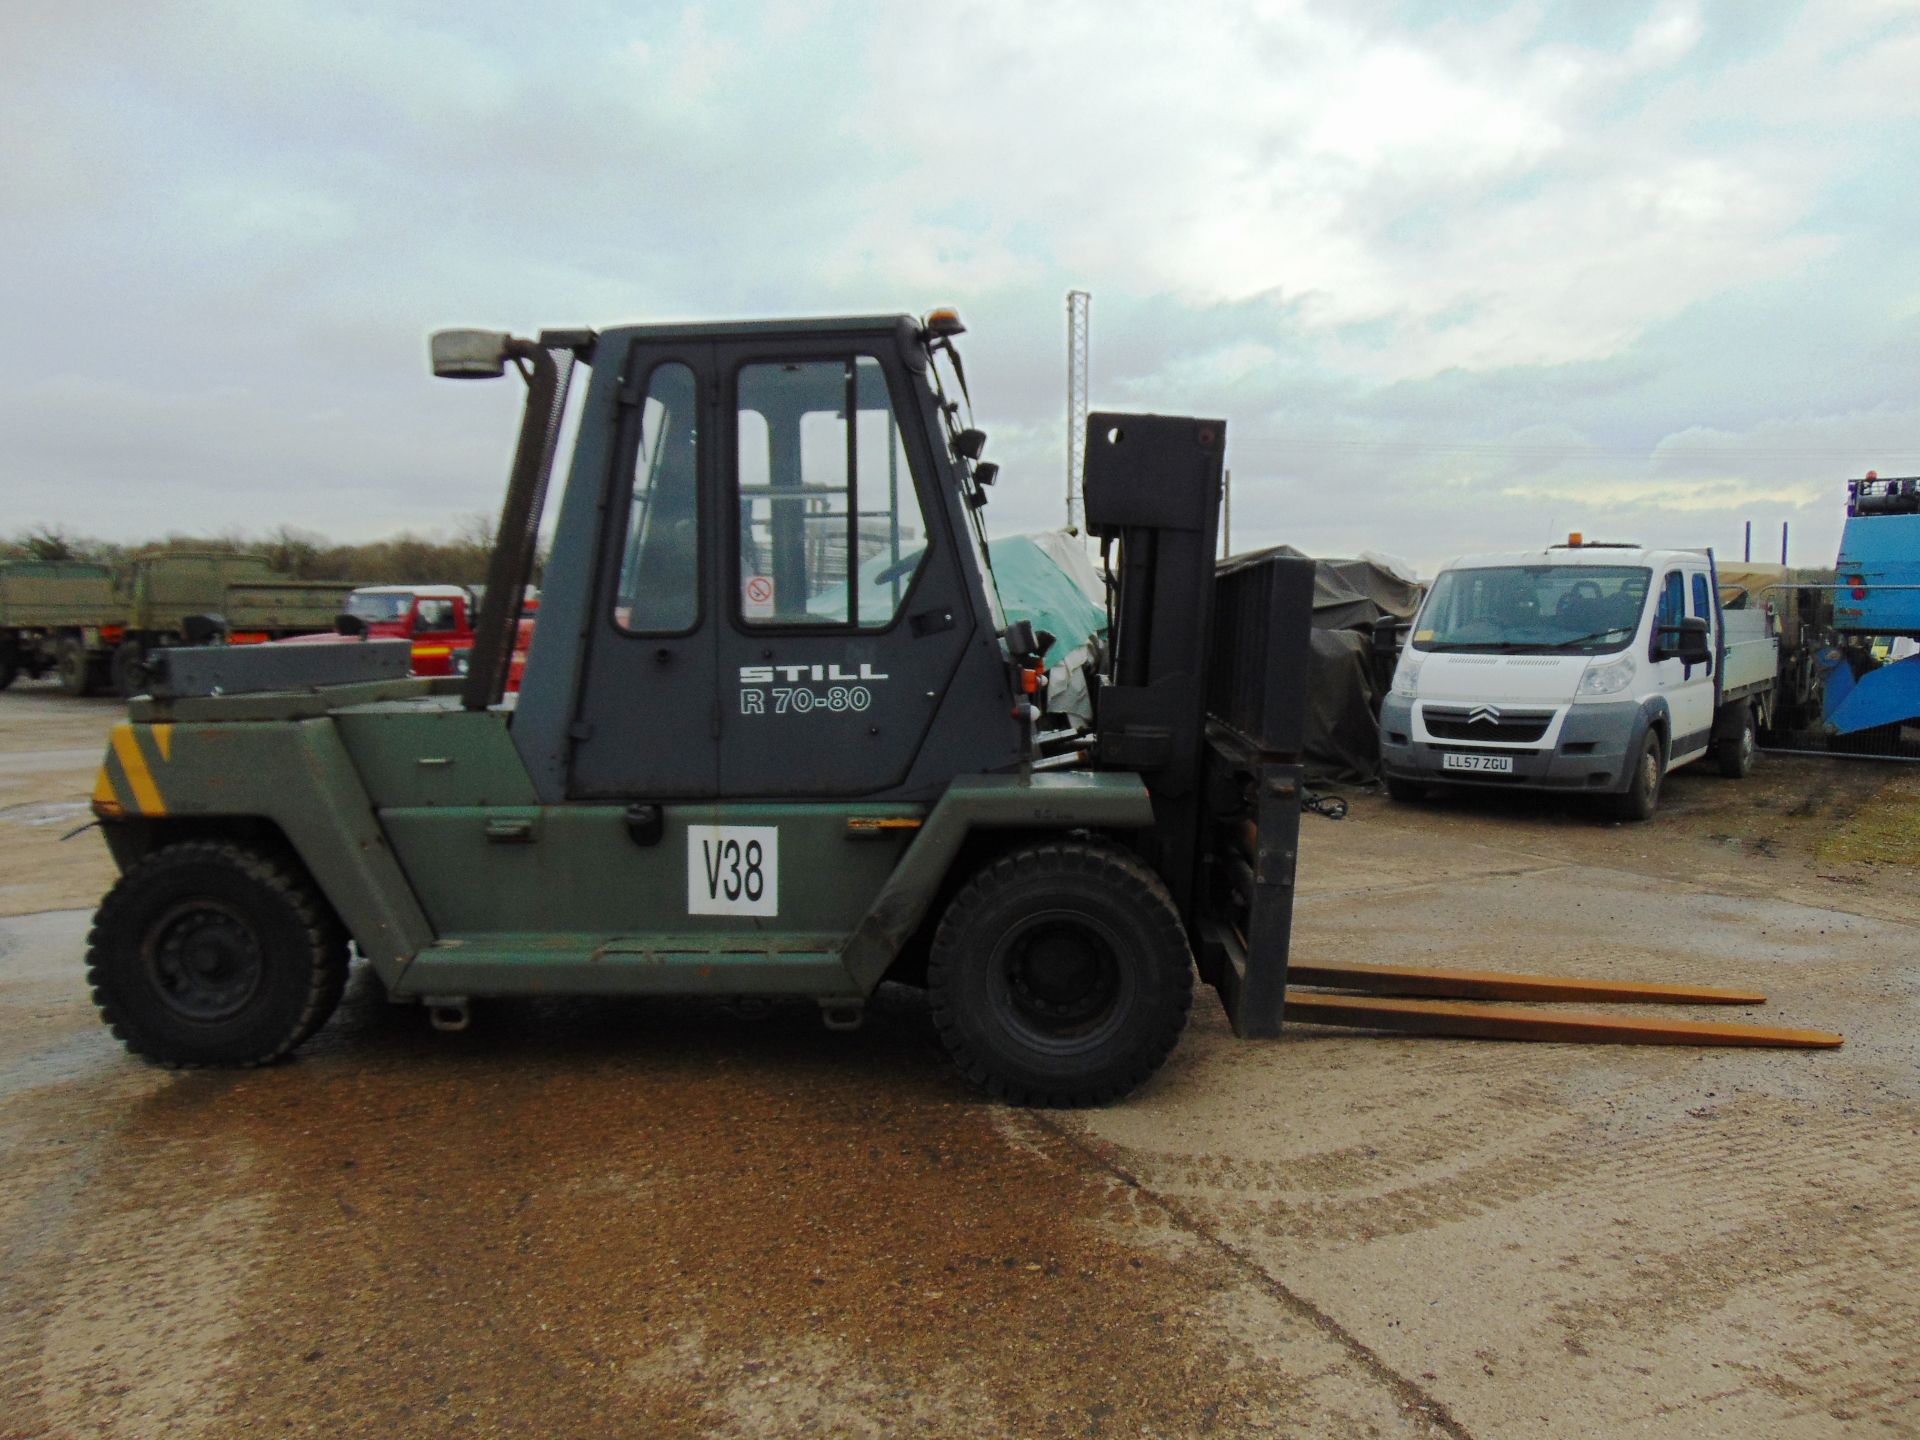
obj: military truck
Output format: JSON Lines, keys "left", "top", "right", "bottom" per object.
{"left": 81, "top": 312, "right": 1837, "bottom": 1104}
{"left": 0, "top": 550, "right": 353, "bottom": 696}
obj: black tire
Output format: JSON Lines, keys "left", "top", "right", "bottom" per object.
{"left": 1610, "top": 730, "right": 1664, "bottom": 822}
{"left": 1385, "top": 776, "right": 1424, "bottom": 803}
{"left": 87, "top": 841, "right": 349, "bottom": 1067}
{"left": 927, "top": 841, "right": 1194, "bottom": 1107}
{"left": 0, "top": 640, "right": 18, "bottom": 691}
{"left": 56, "top": 634, "right": 95, "bottom": 696}
{"left": 110, "top": 640, "right": 147, "bottom": 699}
{"left": 1716, "top": 703, "right": 1757, "bottom": 779}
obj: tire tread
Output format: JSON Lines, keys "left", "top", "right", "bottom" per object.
{"left": 86, "top": 840, "right": 347, "bottom": 1067}
{"left": 926, "top": 840, "right": 1193, "bottom": 1107}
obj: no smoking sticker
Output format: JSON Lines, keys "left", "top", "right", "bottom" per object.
{"left": 744, "top": 574, "right": 774, "bottom": 617}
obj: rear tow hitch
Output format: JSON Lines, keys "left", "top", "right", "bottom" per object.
{"left": 425, "top": 996, "right": 472, "bottom": 1033}
{"left": 819, "top": 1001, "right": 865, "bottom": 1032}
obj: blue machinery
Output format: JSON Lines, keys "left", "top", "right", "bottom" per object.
{"left": 1816, "top": 473, "right": 1920, "bottom": 743}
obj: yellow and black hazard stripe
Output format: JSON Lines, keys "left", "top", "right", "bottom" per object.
{"left": 92, "top": 723, "right": 174, "bottom": 819}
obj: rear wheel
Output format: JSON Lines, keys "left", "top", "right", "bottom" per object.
{"left": 1716, "top": 702, "right": 1757, "bottom": 778}
{"left": 87, "top": 841, "right": 349, "bottom": 1066}
{"left": 927, "top": 841, "right": 1193, "bottom": 1107}
{"left": 1610, "top": 730, "right": 1664, "bottom": 822}
{"left": 56, "top": 635, "right": 95, "bottom": 696}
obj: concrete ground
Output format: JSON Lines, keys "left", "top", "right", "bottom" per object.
{"left": 1, "top": 679, "right": 1915, "bottom": 1438}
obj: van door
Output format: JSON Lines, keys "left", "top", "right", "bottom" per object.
{"left": 1651, "top": 567, "right": 1714, "bottom": 758}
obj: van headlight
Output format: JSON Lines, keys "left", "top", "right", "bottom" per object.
{"left": 1575, "top": 657, "right": 1633, "bottom": 698}
{"left": 1390, "top": 654, "right": 1423, "bottom": 699}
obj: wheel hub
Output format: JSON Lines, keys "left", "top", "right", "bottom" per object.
{"left": 999, "top": 918, "right": 1121, "bottom": 1034}
{"left": 147, "top": 902, "right": 264, "bottom": 1022}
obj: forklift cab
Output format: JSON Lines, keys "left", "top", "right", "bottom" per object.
{"left": 508, "top": 317, "right": 1021, "bottom": 807}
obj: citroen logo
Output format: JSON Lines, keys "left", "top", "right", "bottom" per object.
{"left": 1468, "top": 704, "right": 1502, "bottom": 725}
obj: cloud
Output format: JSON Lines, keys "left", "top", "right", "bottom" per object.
{"left": 0, "top": 0, "right": 1914, "bottom": 578}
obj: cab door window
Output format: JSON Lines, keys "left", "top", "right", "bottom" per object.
{"left": 1656, "top": 571, "right": 1685, "bottom": 631}
{"left": 413, "top": 598, "right": 456, "bottom": 633}
{"left": 734, "top": 356, "right": 924, "bottom": 629}
{"left": 613, "top": 362, "right": 700, "bottom": 634}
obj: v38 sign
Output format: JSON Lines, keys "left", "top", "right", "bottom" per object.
{"left": 686, "top": 825, "right": 779, "bottom": 917}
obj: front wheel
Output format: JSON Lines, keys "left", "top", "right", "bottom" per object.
{"left": 927, "top": 841, "right": 1194, "bottom": 1107}
{"left": 87, "top": 841, "right": 349, "bottom": 1066}
{"left": 1610, "top": 730, "right": 1664, "bottom": 822}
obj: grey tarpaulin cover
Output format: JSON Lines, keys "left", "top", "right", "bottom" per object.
{"left": 1219, "top": 545, "right": 1425, "bottom": 782}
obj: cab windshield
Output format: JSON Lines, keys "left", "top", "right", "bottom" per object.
{"left": 1412, "top": 565, "right": 1651, "bottom": 655}
{"left": 345, "top": 591, "right": 413, "bottom": 623}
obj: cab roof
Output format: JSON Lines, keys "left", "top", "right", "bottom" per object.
{"left": 1441, "top": 546, "right": 1711, "bottom": 572}
{"left": 352, "top": 584, "right": 471, "bottom": 598}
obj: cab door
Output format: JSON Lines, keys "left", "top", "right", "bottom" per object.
{"left": 566, "top": 343, "right": 720, "bottom": 799}
{"left": 712, "top": 342, "right": 977, "bottom": 798}
{"left": 1651, "top": 567, "right": 1714, "bottom": 757}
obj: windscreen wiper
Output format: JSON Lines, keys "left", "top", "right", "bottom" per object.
{"left": 1554, "top": 627, "right": 1634, "bottom": 648}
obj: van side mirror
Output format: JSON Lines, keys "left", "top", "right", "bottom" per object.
{"left": 1659, "top": 615, "right": 1711, "bottom": 665}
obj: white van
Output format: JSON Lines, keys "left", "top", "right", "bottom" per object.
{"left": 1378, "top": 543, "right": 1778, "bottom": 820}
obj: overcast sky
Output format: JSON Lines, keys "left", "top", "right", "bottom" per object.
{"left": 4, "top": 0, "right": 1916, "bottom": 574}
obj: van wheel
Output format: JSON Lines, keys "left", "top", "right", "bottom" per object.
{"left": 1610, "top": 731, "right": 1664, "bottom": 822}
{"left": 1716, "top": 704, "right": 1757, "bottom": 778}
{"left": 927, "top": 841, "right": 1193, "bottom": 1107}
{"left": 87, "top": 841, "right": 349, "bottom": 1067}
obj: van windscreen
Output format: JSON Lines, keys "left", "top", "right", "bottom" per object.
{"left": 1412, "top": 566, "right": 1651, "bottom": 655}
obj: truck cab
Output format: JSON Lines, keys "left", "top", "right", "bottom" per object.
{"left": 1379, "top": 543, "right": 1777, "bottom": 819}
{"left": 340, "top": 584, "right": 477, "bottom": 676}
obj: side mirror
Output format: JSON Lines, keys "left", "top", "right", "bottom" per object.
{"left": 1371, "top": 615, "right": 1402, "bottom": 657}
{"left": 1002, "top": 619, "right": 1039, "bottom": 661}
{"left": 1660, "top": 615, "right": 1711, "bottom": 665}
{"left": 430, "top": 329, "right": 514, "bottom": 379}
{"left": 334, "top": 612, "right": 368, "bottom": 638}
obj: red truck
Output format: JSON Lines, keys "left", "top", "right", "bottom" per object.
{"left": 286, "top": 584, "right": 535, "bottom": 689}
{"left": 337, "top": 584, "right": 477, "bottom": 676}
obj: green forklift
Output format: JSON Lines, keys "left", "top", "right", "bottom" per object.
{"left": 83, "top": 310, "right": 1837, "bottom": 1106}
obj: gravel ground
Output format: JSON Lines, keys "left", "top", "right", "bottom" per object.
{"left": 1, "top": 679, "right": 1915, "bottom": 1438}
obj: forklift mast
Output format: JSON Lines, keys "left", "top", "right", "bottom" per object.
{"left": 1083, "top": 414, "right": 1318, "bottom": 1037}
